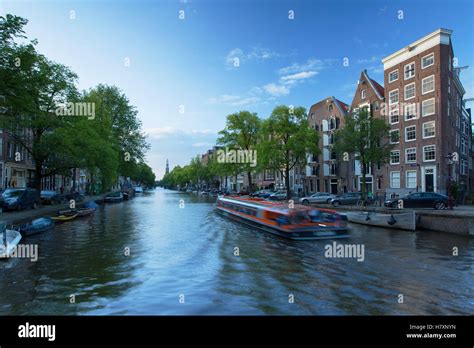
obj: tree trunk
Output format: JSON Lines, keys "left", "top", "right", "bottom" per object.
{"left": 34, "top": 162, "right": 43, "bottom": 192}
{"left": 72, "top": 168, "right": 77, "bottom": 192}
{"left": 247, "top": 171, "right": 253, "bottom": 193}
{"left": 285, "top": 163, "right": 291, "bottom": 200}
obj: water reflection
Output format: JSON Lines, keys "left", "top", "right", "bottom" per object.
{"left": 0, "top": 189, "right": 472, "bottom": 315}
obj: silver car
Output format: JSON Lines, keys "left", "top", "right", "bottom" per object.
{"left": 299, "top": 192, "right": 336, "bottom": 205}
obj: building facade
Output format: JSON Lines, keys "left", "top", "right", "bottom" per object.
{"left": 304, "top": 96, "right": 349, "bottom": 195}
{"left": 348, "top": 70, "right": 386, "bottom": 198}
{"left": 382, "top": 28, "right": 467, "bottom": 197}
{"left": 0, "top": 129, "right": 36, "bottom": 189}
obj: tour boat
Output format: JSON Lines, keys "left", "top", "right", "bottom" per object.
{"left": 18, "top": 217, "right": 55, "bottom": 237}
{"left": 0, "top": 229, "right": 22, "bottom": 258}
{"left": 216, "top": 196, "right": 349, "bottom": 240}
{"left": 344, "top": 211, "right": 416, "bottom": 231}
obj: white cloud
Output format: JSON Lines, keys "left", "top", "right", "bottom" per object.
{"left": 278, "top": 58, "right": 331, "bottom": 75}
{"left": 280, "top": 71, "right": 318, "bottom": 85}
{"left": 208, "top": 94, "right": 260, "bottom": 106}
{"left": 225, "top": 47, "right": 280, "bottom": 68}
{"left": 263, "top": 83, "right": 290, "bottom": 97}
{"left": 192, "top": 142, "right": 214, "bottom": 147}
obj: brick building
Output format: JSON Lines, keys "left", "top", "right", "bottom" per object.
{"left": 348, "top": 70, "right": 386, "bottom": 197}
{"left": 304, "top": 96, "right": 349, "bottom": 195}
{"left": 381, "top": 28, "right": 467, "bottom": 197}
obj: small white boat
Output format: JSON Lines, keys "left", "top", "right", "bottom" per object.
{"left": 345, "top": 211, "right": 416, "bottom": 231}
{"left": 134, "top": 186, "right": 144, "bottom": 193}
{"left": 0, "top": 229, "right": 22, "bottom": 258}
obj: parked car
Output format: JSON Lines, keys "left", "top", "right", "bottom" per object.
{"left": 385, "top": 192, "right": 448, "bottom": 210}
{"left": 40, "top": 190, "right": 64, "bottom": 205}
{"left": 0, "top": 188, "right": 40, "bottom": 211}
{"left": 329, "top": 192, "right": 363, "bottom": 207}
{"left": 268, "top": 191, "right": 288, "bottom": 201}
{"left": 299, "top": 192, "right": 337, "bottom": 205}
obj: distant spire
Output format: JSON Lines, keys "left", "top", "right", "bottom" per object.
{"left": 165, "top": 159, "right": 169, "bottom": 175}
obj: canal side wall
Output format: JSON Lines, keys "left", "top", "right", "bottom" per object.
{"left": 0, "top": 194, "right": 107, "bottom": 227}
{"left": 310, "top": 203, "right": 474, "bottom": 237}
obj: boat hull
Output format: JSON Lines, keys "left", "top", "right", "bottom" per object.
{"left": 19, "top": 217, "right": 54, "bottom": 237}
{"left": 0, "top": 230, "right": 22, "bottom": 258}
{"left": 217, "top": 208, "right": 348, "bottom": 240}
{"left": 51, "top": 213, "right": 78, "bottom": 222}
{"left": 345, "top": 211, "right": 416, "bottom": 231}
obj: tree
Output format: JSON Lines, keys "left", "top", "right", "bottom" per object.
{"left": 0, "top": 14, "right": 82, "bottom": 190}
{"left": 259, "top": 105, "right": 319, "bottom": 200}
{"left": 333, "top": 107, "right": 394, "bottom": 201}
{"left": 217, "top": 111, "right": 261, "bottom": 192}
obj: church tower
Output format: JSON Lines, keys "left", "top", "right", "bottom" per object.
{"left": 165, "top": 159, "right": 169, "bottom": 175}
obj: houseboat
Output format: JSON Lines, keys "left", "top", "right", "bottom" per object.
{"left": 216, "top": 196, "right": 349, "bottom": 240}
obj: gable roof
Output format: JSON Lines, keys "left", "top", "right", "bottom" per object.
{"left": 362, "top": 70, "right": 384, "bottom": 100}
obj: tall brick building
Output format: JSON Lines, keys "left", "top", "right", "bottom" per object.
{"left": 348, "top": 70, "right": 386, "bottom": 197}
{"left": 304, "top": 96, "right": 349, "bottom": 195}
{"left": 382, "top": 28, "right": 467, "bottom": 197}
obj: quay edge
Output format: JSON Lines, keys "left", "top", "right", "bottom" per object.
{"left": 0, "top": 194, "right": 107, "bottom": 227}
{"left": 310, "top": 204, "right": 474, "bottom": 237}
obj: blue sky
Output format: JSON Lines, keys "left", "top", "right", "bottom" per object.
{"left": 1, "top": 0, "right": 473, "bottom": 179}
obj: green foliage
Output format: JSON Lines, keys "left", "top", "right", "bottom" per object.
{"left": 0, "top": 14, "right": 154, "bottom": 192}
{"left": 259, "top": 105, "right": 319, "bottom": 198}
{"left": 218, "top": 111, "right": 261, "bottom": 191}
{"left": 333, "top": 107, "right": 393, "bottom": 199}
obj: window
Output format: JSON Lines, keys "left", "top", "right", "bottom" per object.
{"left": 404, "top": 103, "right": 417, "bottom": 121}
{"left": 404, "top": 62, "right": 415, "bottom": 80}
{"left": 422, "top": 75, "right": 435, "bottom": 94}
{"left": 389, "top": 70, "right": 398, "bottom": 83}
{"left": 361, "top": 89, "right": 366, "bottom": 99}
{"left": 390, "top": 150, "right": 400, "bottom": 164}
{"left": 404, "top": 83, "right": 415, "bottom": 100}
{"left": 447, "top": 100, "right": 451, "bottom": 117}
{"left": 405, "top": 125, "right": 416, "bottom": 142}
{"left": 405, "top": 148, "right": 417, "bottom": 163}
{"left": 422, "top": 121, "right": 435, "bottom": 139}
{"left": 423, "top": 145, "right": 436, "bottom": 162}
{"left": 390, "top": 129, "right": 400, "bottom": 144}
{"left": 422, "top": 98, "right": 435, "bottom": 116}
{"left": 448, "top": 78, "right": 451, "bottom": 95}
{"left": 390, "top": 172, "right": 400, "bottom": 188}
{"left": 389, "top": 89, "right": 399, "bottom": 105}
{"left": 421, "top": 53, "right": 434, "bottom": 69}
{"left": 389, "top": 105, "right": 399, "bottom": 124}
{"left": 406, "top": 171, "right": 417, "bottom": 189}
{"left": 328, "top": 104, "right": 333, "bottom": 112}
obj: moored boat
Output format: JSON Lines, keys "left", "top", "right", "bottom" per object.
{"left": 18, "top": 217, "right": 54, "bottom": 237}
{"left": 344, "top": 211, "right": 416, "bottom": 231}
{"left": 58, "top": 207, "right": 95, "bottom": 217}
{"left": 104, "top": 192, "right": 124, "bottom": 203}
{"left": 0, "top": 228, "right": 22, "bottom": 258}
{"left": 51, "top": 212, "right": 79, "bottom": 222}
{"left": 216, "top": 196, "right": 348, "bottom": 240}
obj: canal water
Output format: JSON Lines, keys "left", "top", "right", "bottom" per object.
{"left": 0, "top": 188, "right": 472, "bottom": 315}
